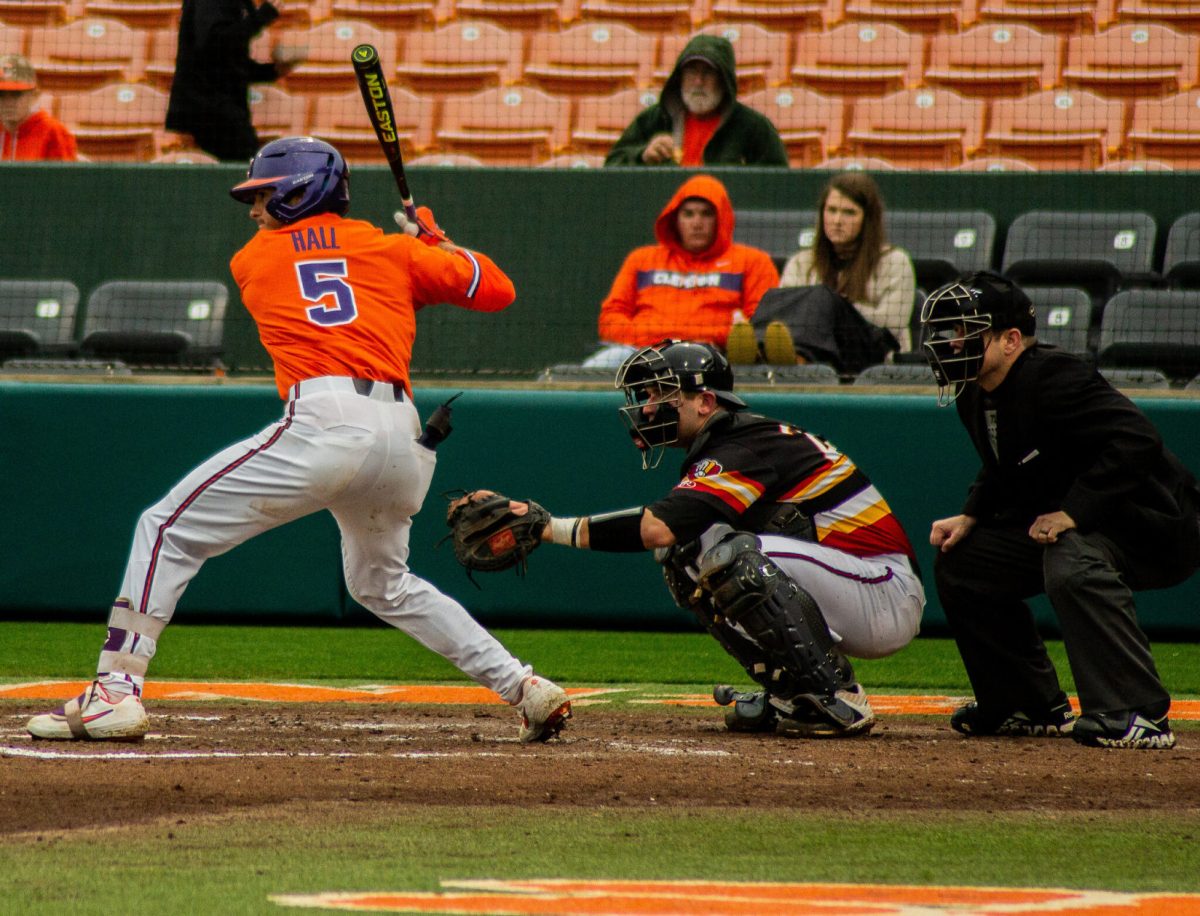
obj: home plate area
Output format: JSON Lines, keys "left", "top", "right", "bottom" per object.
{"left": 1, "top": 679, "right": 1197, "bottom": 837}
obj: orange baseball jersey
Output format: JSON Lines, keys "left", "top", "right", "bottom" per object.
{"left": 597, "top": 174, "right": 779, "bottom": 348}
{"left": 230, "top": 212, "right": 515, "bottom": 398}
{"left": 0, "top": 109, "right": 77, "bottom": 161}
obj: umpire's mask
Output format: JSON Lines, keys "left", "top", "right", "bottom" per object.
{"left": 920, "top": 270, "right": 1035, "bottom": 406}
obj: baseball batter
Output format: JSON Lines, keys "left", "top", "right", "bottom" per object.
{"left": 27, "top": 137, "right": 571, "bottom": 744}
{"left": 456, "top": 340, "right": 924, "bottom": 737}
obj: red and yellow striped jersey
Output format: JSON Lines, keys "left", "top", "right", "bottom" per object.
{"left": 649, "top": 412, "right": 915, "bottom": 560}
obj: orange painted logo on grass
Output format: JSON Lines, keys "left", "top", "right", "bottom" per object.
{"left": 270, "top": 879, "right": 1200, "bottom": 914}
{"left": 2, "top": 683, "right": 1197, "bottom": 720}
{"left": 0, "top": 681, "right": 609, "bottom": 705}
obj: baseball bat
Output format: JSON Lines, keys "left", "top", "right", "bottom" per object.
{"left": 351, "top": 43, "right": 418, "bottom": 222}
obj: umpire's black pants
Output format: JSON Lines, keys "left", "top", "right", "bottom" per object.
{"left": 934, "top": 525, "right": 1171, "bottom": 719}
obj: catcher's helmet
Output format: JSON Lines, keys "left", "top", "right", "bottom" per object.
{"left": 920, "top": 270, "right": 1035, "bottom": 405}
{"left": 616, "top": 340, "right": 746, "bottom": 469}
{"left": 229, "top": 136, "right": 350, "bottom": 224}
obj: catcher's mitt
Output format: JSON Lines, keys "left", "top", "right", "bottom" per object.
{"left": 444, "top": 489, "right": 549, "bottom": 583}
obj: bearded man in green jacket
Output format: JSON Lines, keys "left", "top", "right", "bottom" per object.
{"left": 605, "top": 34, "right": 789, "bottom": 168}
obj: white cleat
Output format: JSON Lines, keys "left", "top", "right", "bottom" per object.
{"left": 514, "top": 674, "right": 571, "bottom": 744}
{"left": 26, "top": 681, "right": 149, "bottom": 742}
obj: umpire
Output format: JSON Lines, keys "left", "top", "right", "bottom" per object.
{"left": 922, "top": 270, "right": 1200, "bottom": 750}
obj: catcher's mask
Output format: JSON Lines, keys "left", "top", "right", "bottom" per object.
{"left": 920, "top": 270, "right": 1035, "bottom": 406}
{"left": 615, "top": 340, "right": 746, "bottom": 470}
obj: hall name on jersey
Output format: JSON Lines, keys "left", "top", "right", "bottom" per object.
{"left": 636, "top": 269, "right": 743, "bottom": 291}
{"left": 290, "top": 226, "right": 341, "bottom": 252}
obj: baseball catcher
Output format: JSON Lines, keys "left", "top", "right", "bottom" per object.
{"left": 450, "top": 339, "right": 925, "bottom": 738}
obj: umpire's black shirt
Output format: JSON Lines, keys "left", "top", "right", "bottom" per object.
{"left": 955, "top": 343, "right": 1200, "bottom": 581}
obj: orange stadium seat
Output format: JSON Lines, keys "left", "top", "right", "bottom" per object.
{"left": 57, "top": 82, "right": 168, "bottom": 160}
{"left": 571, "top": 87, "right": 658, "bottom": 153}
{"left": 657, "top": 24, "right": 790, "bottom": 93}
{"left": 1114, "top": 0, "right": 1200, "bottom": 31}
{"left": 792, "top": 23, "right": 925, "bottom": 99}
{"left": 985, "top": 87, "right": 1126, "bottom": 167}
{"left": 974, "top": 0, "right": 1116, "bottom": 35}
{"left": 310, "top": 88, "right": 436, "bottom": 161}
{"left": 0, "top": 0, "right": 81, "bottom": 26}
{"left": 82, "top": 0, "right": 179, "bottom": 30}
{"left": 152, "top": 148, "right": 219, "bottom": 163}
{"left": 393, "top": 21, "right": 525, "bottom": 95}
{"left": 142, "top": 26, "right": 176, "bottom": 91}
{"left": 248, "top": 85, "right": 310, "bottom": 144}
{"left": 706, "top": 0, "right": 829, "bottom": 32}
{"left": 437, "top": 85, "right": 571, "bottom": 165}
{"left": 540, "top": 152, "right": 607, "bottom": 166}
{"left": 451, "top": 0, "right": 565, "bottom": 31}
{"left": 276, "top": 20, "right": 397, "bottom": 95}
{"left": 1126, "top": 88, "right": 1200, "bottom": 166}
{"left": 925, "top": 23, "right": 1062, "bottom": 99}
{"left": 1062, "top": 23, "right": 1200, "bottom": 98}
{"left": 328, "top": 0, "right": 449, "bottom": 30}
{"left": 841, "top": 0, "right": 964, "bottom": 35}
{"left": 267, "top": 0, "right": 333, "bottom": 29}
{"left": 741, "top": 86, "right": 845, "bottom": 166}
{"left": 845, "top": 87, "right": 986, "bottom": 167}
{"left": 523, "top": 22, "right": 658, "bottom": 96}
{"left": 814, "top": 154, "right": 901, "bottom": 169}
{"left": 953, "top": 154, "right": 1040, "bottom": 169}
{"left": 0, "top": 22, "right": 26, "bottom": 55}
{"left": 408, "top": 152, "right": 487, "bottom": 165}
{"left": 575, "top": 0, "right": 698, "bottom": 33}
{"left": 1098, "top": 157, "right": 1174, "bottom": 169}
{"left": 27, "top": 17, "right": 147, "bottom": 92}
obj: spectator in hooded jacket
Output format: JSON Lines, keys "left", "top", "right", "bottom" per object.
{"left": 0, "top": 55, "right": 77, "bottom": 161}
{"left": 604, "top": 35, "right": 788, "bottom": 168}
{"left": 582, "top": 174, "right": 779, "bottom": 368}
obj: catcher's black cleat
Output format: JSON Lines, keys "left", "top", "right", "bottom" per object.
{"left": 713, "top": 685, "right": 778, "bottom": 733}
{"left": 776, "top": 684, "right": 875, "bottom": 738}
{"left": 950, "top": 700, "right": 1075, "bottom": 737}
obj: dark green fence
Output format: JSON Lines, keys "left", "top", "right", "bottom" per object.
{"left": 4, "top": 381, "right": 1199, "bottom": 637}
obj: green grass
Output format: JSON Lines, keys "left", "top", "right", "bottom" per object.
{"left": 3, "top": 622, "right": 1200, "bottom": 696}
{"left": 2, "top": 807, "right": 1198, "bottom": 915}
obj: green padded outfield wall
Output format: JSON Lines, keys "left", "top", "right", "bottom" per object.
{"left": 3, "top": 382, "right": 1199, "bottom": 637}
{"left": 2, "top": 164, "right": 1198, "bottom": 373}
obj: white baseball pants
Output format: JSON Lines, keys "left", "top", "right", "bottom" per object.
{"left": 759, "top": 535, "right": 924, "bottom": 659}
{"left": 99, "top": 376, "right": 530, "bottom": 702}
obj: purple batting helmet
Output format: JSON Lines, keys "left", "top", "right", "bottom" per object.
{"left": 230, "top": 136, "right": 350, "bottom": 224}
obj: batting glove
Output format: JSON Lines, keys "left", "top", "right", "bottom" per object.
{"left": 394, "top": 206, "right": 450, "bottom": 246}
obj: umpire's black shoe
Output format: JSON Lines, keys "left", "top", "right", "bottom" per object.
{"left": 950, "top": 700, "right": 1075, "bottom": 737}
{"left": 713, "top": 685, "right": 778, "bottom": 733}
{"left": 1071, "top": 711, "right": 1176, "bottom": 749}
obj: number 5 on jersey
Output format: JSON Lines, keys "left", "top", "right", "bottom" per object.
{"left": 297, "top": 260, "right": 358, "bottom": 326}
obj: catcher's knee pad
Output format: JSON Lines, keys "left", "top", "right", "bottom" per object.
{"left": 697, "top": 532, "right": 853, "bottom": 702}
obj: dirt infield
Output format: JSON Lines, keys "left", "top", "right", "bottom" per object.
{"left": 2, "top": 683, "right": 1198, "bottom": 838}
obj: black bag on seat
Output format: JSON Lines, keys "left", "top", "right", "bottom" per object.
{"left": 751, "top": 285, "right": 899, "bottom": 374}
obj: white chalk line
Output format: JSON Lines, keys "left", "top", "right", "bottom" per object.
{"left": 0, "top": 739, "right": 737, "bottom": 762}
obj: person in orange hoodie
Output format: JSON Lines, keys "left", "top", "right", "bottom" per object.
{"left": 582, "top": 174, "right": 778, "bottom": 368}
{"left": 0, "top": 55, "right": 77, "bottom": 161}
